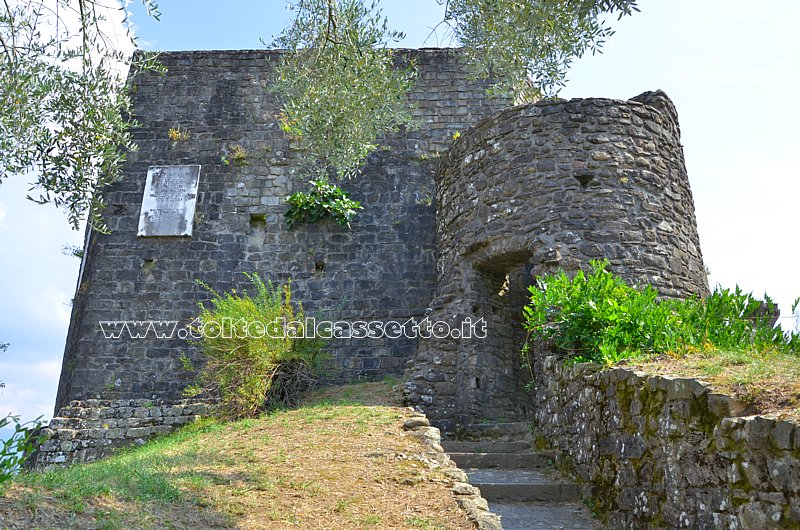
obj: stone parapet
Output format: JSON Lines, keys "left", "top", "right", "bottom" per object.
{"left": 532, "top": 355, "right": 799, "bottom": 529}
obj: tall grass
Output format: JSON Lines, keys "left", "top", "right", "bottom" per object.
{"left": 185, "top": 274, "right": 327, "bottom": 419}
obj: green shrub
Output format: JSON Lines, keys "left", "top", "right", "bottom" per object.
{"left": 523, "top": 259, "right": 799, "bottom": 366}
{"left": 185, "top": 274, "right": 327, "bottom": 419}
{"left": 1, "top": 414, "right": 45, "bottom": 485}
{"left": 285, "top": 179, "right": 363, "bottom": 229}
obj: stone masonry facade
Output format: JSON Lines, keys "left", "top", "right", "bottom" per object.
{"left": 48, "top": 49, "right": 704, "bottom": 440}
{"left": 55, "top": 50, "right": 708, "bottom": 427}
{"left": 55, "top": 49, "right": 507, "bottom": 413}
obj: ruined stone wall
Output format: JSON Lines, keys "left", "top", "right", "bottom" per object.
{"left": 32, "top": 399, "right": 210, "bottom": 469}
{"left": 531, "top": 355, "right": 800, "bottom": 530}
{"left": 55, "top": 49, "right": 507, "bottom": 412}
{"left": 405, "top": 92, "right": 708, "bottom": 429}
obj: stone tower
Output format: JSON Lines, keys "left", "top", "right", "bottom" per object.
{"left": 54, "top": 49, "right": 507, "bottom": 413}
{"left": 404, "top": 91, "right": 708, "bottom": 429}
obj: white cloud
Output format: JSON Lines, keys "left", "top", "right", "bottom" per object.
{"left": 0, "top": 361, "right": 61, "bottom": 421}
{"left": 0, "top": 201, "right": 7, "bottom": 230}
{"left": 30, "top": 288, "right": 74, "bottom": 329}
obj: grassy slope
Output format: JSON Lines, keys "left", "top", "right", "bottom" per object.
{"left": 0, "top": 382, "right": 471, "bottom": 530}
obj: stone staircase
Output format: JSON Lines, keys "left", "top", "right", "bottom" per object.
{"left": 443, "top": 423, "right": 599, "bottom": 530}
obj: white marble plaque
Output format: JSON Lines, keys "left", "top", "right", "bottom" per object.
{"left": 137, "top": 165, "right": 201, "bottom": 237}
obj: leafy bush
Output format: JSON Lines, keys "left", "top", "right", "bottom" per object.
{"left": 1, "top": 414, "right": 45, "bottom": 485}
{"left": 285, "top": 179, "right": 363, "bottom": 229}
{"left": 185, "top": 274, "right": 327, "bottom": 419}
{"left": 523, "top": 260, "right": 799, "bottom": 366}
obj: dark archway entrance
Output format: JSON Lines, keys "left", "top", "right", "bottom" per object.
{"left": 452, "top": 250, "right": 535, "bottom": 425}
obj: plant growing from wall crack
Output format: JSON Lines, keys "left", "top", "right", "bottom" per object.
{"left": 221, "top": 144, "right": 249, "bottom": 167}
{"left": 285, "top": 178, "right": 362, "bottom": 228}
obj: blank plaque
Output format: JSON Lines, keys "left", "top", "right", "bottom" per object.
{"left": 137, "top": 165, "right": 201, "bottom": 237}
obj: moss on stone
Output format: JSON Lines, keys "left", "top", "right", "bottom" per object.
{"left": 689, "top": 393, "right": 718, "bottom": 438}
{"left": 533, "top": 434, "right": 550, "bottom": 452}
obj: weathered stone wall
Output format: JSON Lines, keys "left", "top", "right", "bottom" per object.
{"left": 405, "top": 91, "right": 709, "bottom": 429}
{"left": 55, "top": 49, "right": 507, "bottom": 412}
{"left": 32, "top": 399, "right": 210, "bottom": 469}
{"left": 532, "top": 355, "right": 800, "bottom": 530}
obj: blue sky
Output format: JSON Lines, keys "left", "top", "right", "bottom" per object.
{"left": 1, "top": 0, "right": 799, "bottom": 427}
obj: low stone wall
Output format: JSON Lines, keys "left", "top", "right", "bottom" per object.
{"left": 401, "top": 410, "right": 502, "bottom": 530}
{"left": 31, "top": 399, "right": 210, "bottom": 469}
{"left": 531, "top": 354, "right": 800, "bottom": 530}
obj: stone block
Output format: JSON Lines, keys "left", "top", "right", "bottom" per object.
{"left": 403, "top": 417, "right": 430, "bottom": 430}
{"left": 708, "top": 393, "right": 751, "bottom": 418}
{"left": 126, "top": 427, "right": 153, "bottom": 438}
{"left": 770, "top": 420, "right": 794, "bottom": 451}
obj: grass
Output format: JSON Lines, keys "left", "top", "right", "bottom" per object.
{"left": 0, "top": 382, "right": 471, "bottom": 529}
{"left": 625, "top": 349, "right": 800, "bottom": 418}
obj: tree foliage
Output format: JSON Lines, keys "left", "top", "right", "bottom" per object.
{"left": 442, "top": 0, "right": 639, "bottom": 100}
{"left": 0, "top": 0, "right": 160, "bottom": 230}
{"left": 272, "top": 0, "right": 415, "bottom": 181}
{"left": 273, "top": 0, "right": 639, "bottom": 186}
{"left": 0, "top": 414, "right": 45, "bottom": 484}
{"left": 2, "top": 0, "right": 639, "bottom": 229}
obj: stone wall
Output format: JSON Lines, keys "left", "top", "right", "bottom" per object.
{"left": 32, "top": 399, "right": 210, "bottom": 469}
{"left": 405, "top": 91, "right": 709, "bottom": 429}
{"left": 55, "top": 49, "right": 507, "bottom": 412}
{"left": 531, "top": 354, "right": 800, "bottom": 530}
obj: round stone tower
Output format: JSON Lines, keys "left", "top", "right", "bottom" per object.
{"left": 406, "top": 90, "right": 709, "bottom": 430}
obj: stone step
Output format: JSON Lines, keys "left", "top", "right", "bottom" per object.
{"left": 490, "top": 501, "right": 599, "bottom": 530}
{"left": 445, "top": 423, "right": 596, "bottom": 528}
{"left": 448, "top": 452, "right": 553, "bottom": 469}
{"left": 442, "top": 440, "right": 532, "bottom": 453}
{"left": 466, "top": 469, "right": 580, "bottom": 503}
{"left": 457, "top": 422, "right": 532, "bottom": 441}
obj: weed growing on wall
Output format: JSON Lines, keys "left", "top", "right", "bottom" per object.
{"left": 523, "top": 260, "right": 800, "bottom": 366}
{"left": 185, "top": 274, "right": 327, "bottom": 419}
{"left": 285, "top": 178, "right": 362, "bottom": 229}
{"left": 167, "top": 126, "right": 190, "bottom": 142}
